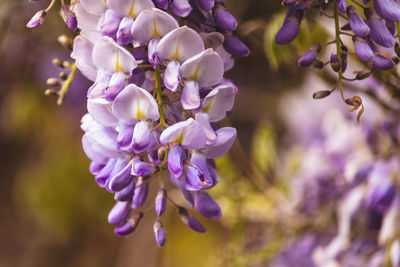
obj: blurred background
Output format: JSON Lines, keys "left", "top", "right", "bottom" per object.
{"left": 0, "top": 0, "right": 390, "bottom": 266}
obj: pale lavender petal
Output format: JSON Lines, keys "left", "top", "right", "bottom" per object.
{"left": 82, "top": 134, "right": 109, "bottom": 164}
{"left": 160, "top": 118, "right": 207, "bottom": 149}
{"left": 116, "top": 122, "right": 134, "bottom": 151}
{"left": 156, "top": 26, "right": 205, "bottom": 63}
{"left": 180, "top": 48, "right": 224, "bottom": 88}
{"left": 131, "top": 8, "right": 179, "bottom": 45}
{"left": 73, "top": 3, "right": 101, "bottom": 31}
{"left": 181, "top": 81, "right": 200, "bottom": 110}
{"left": 87, "top": 98, "right": 118, "bottom": 127}
{"left": 201, "top": 83, "right": 236, "bottom": 122}
{"left": 148, "top": 39, "right": 161, "bottom": 67}
{"left": 131, "top": 120, "right": 151, "bottom": 153}
{"left": 117, "top": 17, "right": 134, "bottom": 45}
{"left": 168, "top": 145, "right": 186, "bottom": 178}
{"left": 105, "top": 72, "right": 127, "bottom": 101}
{"left": 202, "top": 127, "right": 237, "bottom": 159}
{"left": 195, "top": 113, "right": 216, "bottom": 145}
{"left": 100, "top": 9, "right": 121, "bottom": 37}
{"left": 164, "top": 61, "right": 181, "bottom": 92}
{"left": 107, "top": 0, "right": 155, "bottom": 18}
{"left": 112, "top": 84, "right": 160, "bottom": 124}
{"left": 87, "top": 70, "right": 111, "bottom": 98}
{"left": 71, "top": 35, "right": 97, "bottom": 81}
{"left": 92, "top": 36, "right": 137, "bottom": 74}
{"left": 81, "top": 0, "right": 107, "bottom": 15}
{"left": 171, "top": 0, "right": 192, "bottom": 17}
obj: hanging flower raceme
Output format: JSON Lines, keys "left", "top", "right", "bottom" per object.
{"left": 26, "top": 0, "right": 248, "bottom": 247}
{"left": 275, "top": 0, "right": 400, "bottom": 122}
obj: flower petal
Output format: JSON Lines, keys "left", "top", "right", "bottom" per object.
{"left": 181, "top": 81, "right": 201, "bottom": 110}
{"left": 160, "top": 118, "right": 207, "bottom": 149}
{"left": 156, "top": 26, "right": 205, "bottom": 63}
{"left": 92, "top": 36, "right": 137, "bottom": 74}
{"left": 112, "top": 84, "right": 160, "bottom": 124}
{"left": 180, "top": 48, "right": 224, "bottom": 88}
{"left": 131, "top": 8, "right": 179, "bottom": 45}
{"left": 202, "top": 127, "right": 237, "bottom": 158}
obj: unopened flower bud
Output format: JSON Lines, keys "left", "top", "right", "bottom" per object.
{"left": 372, "top": 54, "right": 394, "bottom": 70}
{"left": 298, "top": 44, "right": 321, "bottom": 67}
{"left": 330, "top": 54, "right": 340, "bottom": 72}
{"left": 132, "top": 177, "right": 149, "bottom": 209}
{"left": 336, "top": 0, "right": 347, "bottom": 13}
{"left": 153, "top": 220, "right": 166, "bottom": 247}
{"left": 108, "top": 201, "right": 131, "bottom": 225}
{"left": 114, "top": 212, "right": 143, "bottom": 237}
{"left": 313, "top": 90, "right": 332, "bottom": 99}
{"left": 155, "top": 189, "right": 167, "bottom": 216}
{"left": 223, "top": 34, "right": 250, "bottom": 57}
{"left": 178, "top": 207, "right": 206, "bottom": 233}
{"left": 44, "top": 88, "right": 57, "bottom": 95}
{"left": 312, "top": 60, "right": 324, "bottom": 69}
{"left": 281, "top": 0, "right": 297, "bottom": 6}
{"left": 60, "top": 6, "right": 78, "bottom": 31}
{"left": 26, "top": 10, "right": 46, "bottom": 28}
{"left": 215, "top": 8, "right": 237, "bottom": 31}
{"left": 198, "top": 0, "right": 215, "bottom": 10}
{"left": 46, "top": 78, "right": 60, "bottom": 87}
{"left": 275, "top": 7, "right": 304, "bottom": 45}
{"left": 62, "top": 61, "right": 73, "bottom": 69}
{"left": 341, "top": 46, "right": 348, "bottom": 73}
{"left": 347, "top": 6, "right": 370, "bottom": 37}
{"left": 52, "top": 58, "right": 63, "bottom": 68}
{"left": 57, "top": 35, "right": 73, "bottom": 50}
{"left": 356, "top": 69, "right": 372, "bottom": 80}
{"left": 395, "top": 43, "right": 400, "bottom": 57}
{"left": 59, "top": 72, "right": 68, "bottom": 80}
{"left": 157, "top": 147, "right": 167, "bottom": 162}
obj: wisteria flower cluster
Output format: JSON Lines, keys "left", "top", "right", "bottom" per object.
{"left": 273, "top": 82, "right": 400, "bottom": 267}
{"left": 275, "top": 0, "right": 400, "bottom": 122}
{"left": 27, "top": 0, "right": 248, "bottom": 246}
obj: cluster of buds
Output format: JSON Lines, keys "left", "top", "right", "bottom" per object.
{"left": 275, "top": 0, "right": 400, "bottom": 121}
{"left": 27, "top": 0, "right": 248, "bottom": 247}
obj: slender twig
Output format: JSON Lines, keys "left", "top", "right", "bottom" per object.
{"left": 334, "top": 2, "right": 347, "bottom": 102}
{"left": 56, "top": 63, "right": 77, "bottom": 105}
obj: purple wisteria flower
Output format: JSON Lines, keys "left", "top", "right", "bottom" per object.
{"left": 26, "top": 0, "right": 248, "bottom": 247}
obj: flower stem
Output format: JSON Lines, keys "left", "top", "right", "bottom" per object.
{"left": 57, "top": 63, "right": 76, "bottom": 105}
{"left": 334, "top": 1, "right": 346, "bottom": 102}
{"left": 155, "top": 66, "right": 166, "bottom": 130}
{"left": 45, "top": 0, "right": 56, "bottom": 12}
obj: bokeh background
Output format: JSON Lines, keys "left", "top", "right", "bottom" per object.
{"left": 0, "top": 1, "right": 368, "bottom": 266}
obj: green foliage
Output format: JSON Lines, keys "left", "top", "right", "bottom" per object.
{"left": 250, "top": 121, "right": 276, "bottom": 178}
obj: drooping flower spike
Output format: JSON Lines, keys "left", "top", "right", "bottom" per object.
{"left": 27, "top": 0, "right": 247, "bottom": 247}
